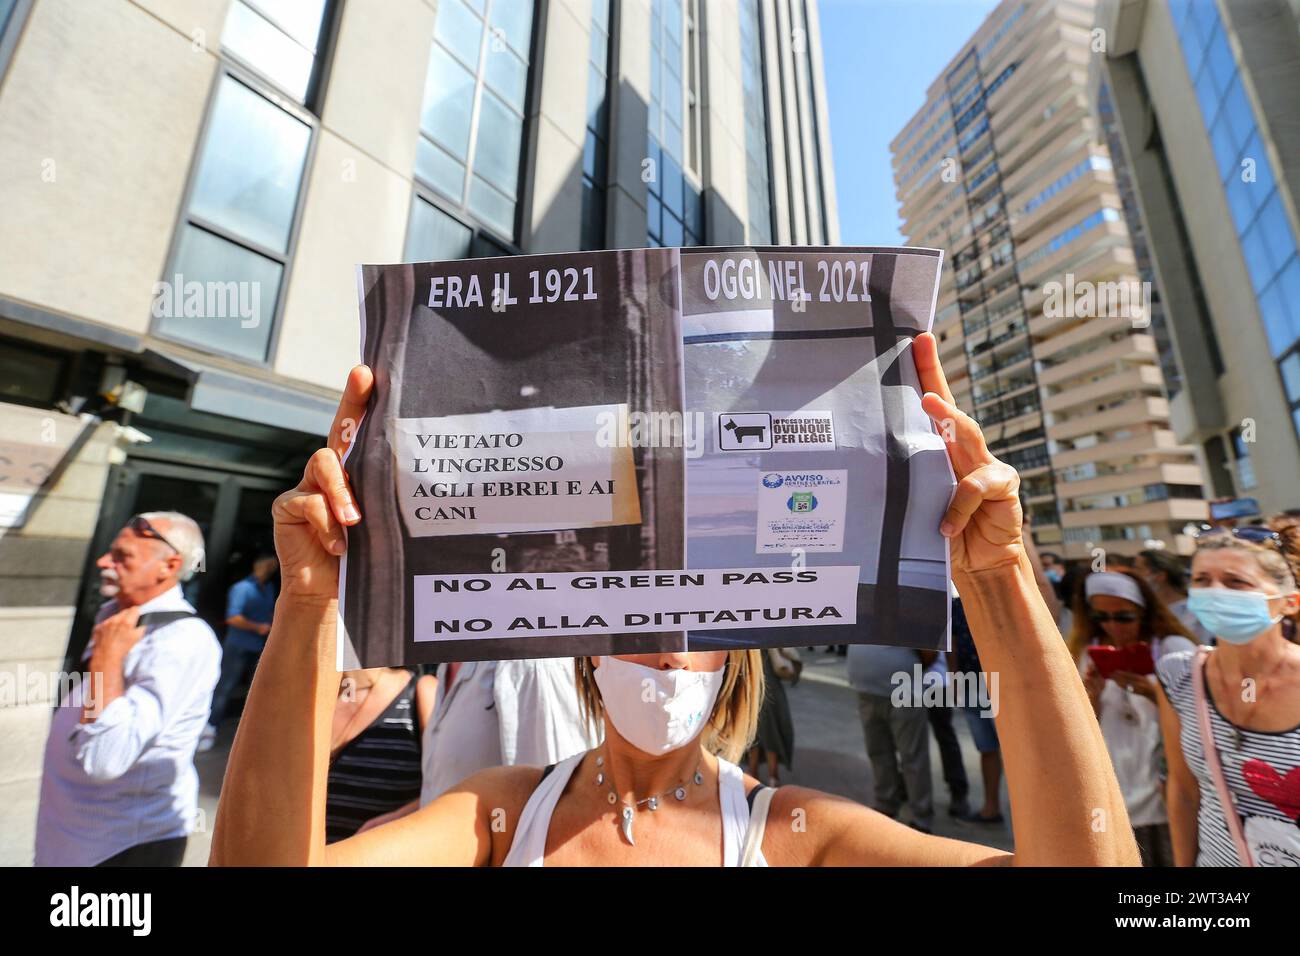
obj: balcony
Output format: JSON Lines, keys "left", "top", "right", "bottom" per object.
{"left": 1025, "top": 247, "right": 1139, "bottom": 334}
{"left": 1049, "top": 428, "right": 1187, "bottom": 469}
{"left": 995, "top": 87, "right": 1089, "bottom": 177}
{"left": 966, "top": 322, "right": 1028, "bottom": 359}
{"left": 1034, "top": 314, "right": 1137, "bottom": 362}
{"left": 1034, "top": 524, "right": 1065, "bottom": 546}
{"left": 989, "top": 55, "right": 1073, "bottom": 142}
{"left": 1043, "top": 364, "right": 1165, "bottom": 414}
{"left": 1017, "top": 216, "right": 1132, "bottom": 289}
{"left": 1055, "top": 462, "right": 1206, "bottom": 500}
{"left": 989, "top": 418, "right": 1047, "bottom": 451}
{"left": 1059, "top": 497, "right": 1208, "bottom": 530}
{"left": 1046, "top": 395, "right": 1169, "bottom": 443}
{"left": 1060, "top": 533, "right": 1197, "bottom": 562}
{"left": 1010, "top": 164, "right": 1115, "bottom": 242}
{"left": 975, "top": 378, "right": 1037, "bottom": 408}
{"left": 1037, "top": 334, "right": 1157, "bottom": 388}
{"left": 937, "top": 331, "right": 966, "bottom": 364}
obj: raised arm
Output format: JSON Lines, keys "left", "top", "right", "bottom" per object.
{"left": 209, "top": 367, "right": 516, "bottom": 866}
{"left": 208, "top": 366, "right": 372, "bottom": 865}
{"left": 1019, "top": 516, "right": 1065, "bottom": 625}
{"left": 763, "top": 334, "right": 1137, "bottom": 867}
{"left": 913, "top": 332, "right": 1137, "bottom": 866}
{"left": 206, "top": 369, "right": 379, "bottom": 868}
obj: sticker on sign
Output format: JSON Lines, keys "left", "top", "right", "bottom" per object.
{"left": 715, "top": 411, "right": 835, "bottom": 453}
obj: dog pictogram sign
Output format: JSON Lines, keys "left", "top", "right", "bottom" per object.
{"left": 717, "top": 412, "right": 773, "bottom": 451}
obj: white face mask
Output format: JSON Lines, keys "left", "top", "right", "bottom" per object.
{"left": 593, "top": 656, "right": 725, "bottom": 756}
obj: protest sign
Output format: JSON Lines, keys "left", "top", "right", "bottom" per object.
{"left": 339, "top": 247, "right": 952, "bottom": 668}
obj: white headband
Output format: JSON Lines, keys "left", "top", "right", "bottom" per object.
{"left": 1085, "top": 572, "right": 1146, "bottom": 608}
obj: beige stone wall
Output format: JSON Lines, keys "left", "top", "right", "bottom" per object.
{"left": 272, "top": 131, "right": 416, "bottom": 389}
{"left": 267, "top": 0, "right": 434, "bottom": 390}
{"left": 608, "top": 0, "right": 653, "bottom": 249}
{"left": 0, "top": 0, "right": 219, "bottom": 333}
{"left": 523, "top": 0, "right": 590, "bottom": 252}
{"left": 701, "top": 0, "right": 746, "bottom": 246}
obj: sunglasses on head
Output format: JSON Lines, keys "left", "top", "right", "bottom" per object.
{"left": 1090, "top": 611, "right": 1139, "bottom": 625}
{"left": 129, "top": 515, "right": 180, "bottom": 555}
{"left": 1193, "top": 524, "right": 1284, "bottom": 551}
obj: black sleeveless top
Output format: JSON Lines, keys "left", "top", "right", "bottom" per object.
{"left": 325, "top": 675, "right": 423, "bottom": 842}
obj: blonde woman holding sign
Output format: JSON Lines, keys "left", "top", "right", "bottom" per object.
{"left": 210, "top": 333, "right": 1139, "bottom": 867}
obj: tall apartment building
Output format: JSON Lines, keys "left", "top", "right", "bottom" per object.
{"left": 1094, "top": 0, "right": 1300, "bottom": 514}
{"left": 0, "top": 0, "right": 837, "bottom": 864}
{"left": 890, "top": 0, "right": 1207, "bottom": 563}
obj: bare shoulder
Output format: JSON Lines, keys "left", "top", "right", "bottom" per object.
{"left": 759, "top": 785, "right": 1010, "bottom": 867}
{"left": 448, "top": 762, "right": 548, "bottom": 804}
{"left": 445, "top": 763, "right": 551, "bottom": 866}
{"left": 327, "top": 764, "right": 548, "bottom": 866}
{"left": 757, "top": 784, "right": 866, "bottom": 865}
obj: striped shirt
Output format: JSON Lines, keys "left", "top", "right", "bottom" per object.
{"left": 326, "top": 676, "right": 423, "bottom": 842}
{"left": 1156, "top": 650, "right": 1300, "bottom": 866}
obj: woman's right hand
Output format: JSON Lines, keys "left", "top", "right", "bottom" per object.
{"left": 272, "top": 365, "right": 374, "bottom": 600}
{"left": 912, "top": 332, "right": 1023, "bottom": 574}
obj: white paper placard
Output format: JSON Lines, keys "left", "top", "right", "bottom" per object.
{"left": 412, "top": 565, "right": 860, "bottom": 641}
{"left": 391, "top": 403, "right": 641, "bottom": 536}
{"left": 755, "top": 469, "right": 848, "bottom": 553}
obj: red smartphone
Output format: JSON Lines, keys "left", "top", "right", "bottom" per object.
{"left": 1087, "top": 643, "right": 1154, "bottom": 679}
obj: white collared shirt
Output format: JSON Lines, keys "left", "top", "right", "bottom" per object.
{"left": 35, "top": 586, "right": 221, "bottom": 866}
{"left": 418, "top": 657, "right": 600, "bottom": 806}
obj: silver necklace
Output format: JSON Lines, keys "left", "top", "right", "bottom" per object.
{"left": 594, "top": 752, "right": 704, "bottom": 846}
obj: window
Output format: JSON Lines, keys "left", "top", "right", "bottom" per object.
{"left": 739, "top": 0, "right": 773, "bottom": 244}
{"left": 0, "top": 336, "right": 68, "bottom": 407}
{"left": 581, "top": 0, "right": 613, "bottom": 250}
{"left": 648, "top": 0, "right": 703, "bottom": 246}
{"left": 405, "top": 196, "right": 473, "bottom": 262}
{"left": 156, "top": 2, "right": 334, "bottom": 364}
{"left": 221, "top": 0, "right": 331, "bottom": 103}
{"left": 1172, "top": 0, "right": 1300, "bottom": 440}
{"left": 1018, "top": 208, "right": 1122, "bottom": 270}
{"left": 0, "top": 0, "right": 30, "bottom": 80}
{"left": 415, "top": 0, "right": 536, "bottom": 244}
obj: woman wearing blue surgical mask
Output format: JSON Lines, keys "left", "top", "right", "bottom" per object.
{"left": 1155, "top": 527, "right": 1300, "bottom": 867}
{"left": 210, "top": 335, "right": 1141, "bottom": 866}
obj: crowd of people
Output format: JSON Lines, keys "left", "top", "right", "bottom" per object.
{"left": 31, "top": 332, "right": 1300, "bottom": 867}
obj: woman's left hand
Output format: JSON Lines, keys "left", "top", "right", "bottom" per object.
{"left": 1111, "top": 671, "right": 1158, "bottom": 703}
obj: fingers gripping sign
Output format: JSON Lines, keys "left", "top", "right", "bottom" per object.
{"left": 273, "top": 366, "right": 374, "bottom": 597}
{"left": 330, "top": 365, "right": 374, "bottom": 459}
{"left": 911, "top": 333, "right": 1023, "bottom": 573}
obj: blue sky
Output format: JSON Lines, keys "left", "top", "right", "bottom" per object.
{"left": 819, "top": 0, "right": 1001, "bottom": 245}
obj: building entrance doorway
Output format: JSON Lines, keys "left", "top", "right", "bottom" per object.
{"left": 66, "top": 460, "right": 287, "bottom": 667}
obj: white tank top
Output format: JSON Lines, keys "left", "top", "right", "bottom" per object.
{"left": 502, "top": 752, "right": 771, "bottom": 866}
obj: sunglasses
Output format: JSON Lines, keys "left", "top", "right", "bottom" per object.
{"left": 1193, "top": 524, "right": 1284, "bottom": 551}
{"left": 1090, "top": 611, "right": 1139, "bottom": 625}
{"left": 129, "top": 515, "right": 180, "bottom": 555}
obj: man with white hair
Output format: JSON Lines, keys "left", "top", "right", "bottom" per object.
{"left": 35, "top": 512, "right": 221, "bottom": 866}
